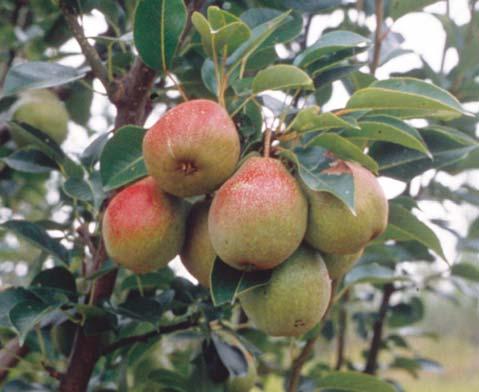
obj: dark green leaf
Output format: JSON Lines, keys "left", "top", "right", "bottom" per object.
{"left": 3, "top": 148, "right": 58, "bottom": 173}
{"left": 9, "top": 300, "right": 53, "bottom": 345}
{"left": 0, "top": 288, "right": 37, "bottom": 327}
{"left": 63, "top": 177, "right": 94, "bottom": 202}
{"left": 31, "top": 266, "right": 76, "bottom": 294}
{"left": 149, "top": 369, "right": 189, "bottom": 392}
{"left": 451, "top": 263, "right": 479, "bottom": 282}
{"left": 388, "top": 297, "right": 424, "bottom": 327}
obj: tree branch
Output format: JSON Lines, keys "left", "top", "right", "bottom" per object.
{"left": 370, "top": 0, "right": 384, "bottom": 75}
{"left": 0, "top": 337, "right": 29, "bottom": 383}
{"left": 287, "top": 280, "right": 337, "bottom": 392}
{"left": 102, "top": 316, "right": 200, "bottom": 356}
{"left": 58, "top": 0, "right": 112, "bottom": 97}
{"left": 363, "top": 283, "right": 395, "bottom": 374}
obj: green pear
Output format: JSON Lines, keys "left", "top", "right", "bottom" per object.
{"left": 143, "top": 99, "right": 240, "bottom": 197}
{"left": 180, "top": 199, "right": 216, "bottom": 287}
{"left": 322, "top": 249, "right": 364, "bottom": 280}
{"left": 305, "top": 161, "right": 388, "bottom": 254}
{"left": 103, "top": 177, "right": 187, "bottom": 274}
{"left": 11, "top": 89, "right": 69, "bottom": 145}
{"left": 209, "top": 157, "right": 308, "bottom": 271}
{"left": 239, "top": 246, "right": 331, "bottom": 337}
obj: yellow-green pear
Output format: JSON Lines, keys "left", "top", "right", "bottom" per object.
{"left": 305, "top": 161, "right": 388, "bottom": 255}
{"left": 322, "top": 249, "right": 364, "bottom": 280}
{"left": 180, "top": 199, "right": 216, "bottom": 287}
{"left": 11, "top": 89, "right": 69, "bottom": 145}
{"left": 239, "top": 246, "right": 331, "bottom": 337}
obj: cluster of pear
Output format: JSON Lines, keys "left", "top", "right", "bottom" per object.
{"left": 103, "top": 99, "right": 389, "bottom": 338}
{"left": 10, "top": 89, "right": 69, "bottom": 146}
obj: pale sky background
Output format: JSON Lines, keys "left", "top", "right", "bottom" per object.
{"left": 7, "top": 0, "right": 475, "bottom": 282}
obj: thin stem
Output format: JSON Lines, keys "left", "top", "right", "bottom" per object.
{"left": 370, "top": 0, "right": 384, "bottom": 75}
{"left": 167, "top": 71, "right": 188, "bottom": 102}
{"left": 335, "top": 289, "right": 349, "bottom": 370}
{"left": 263, "top": 128, "right": 273, "bottom": 158}
{"left": 58, "top": 0, "right": 112, "bottom": 97}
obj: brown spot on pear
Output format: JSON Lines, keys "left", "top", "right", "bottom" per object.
{"left": 305, "top": 161, "right": 388, "bottom": 254}
{"left": 322, "top": 248, "right": 364, "bottom": 280}
{"left": 143, "top": 99, "right": 240, "bottom": 197}
{"left": 180, "top": 199, "right": 216, "bottom": 287}
{"left": 11, "top": 89, "right": 69, "bottom": 146}
{"left": 209, "top": 157, "right": 308, "bottom": 271}
{"left": 103, "top": 177, "right": 187, "bottom": 274}
{"left": 239, "top": 246, "right": 331, "bottom": 337}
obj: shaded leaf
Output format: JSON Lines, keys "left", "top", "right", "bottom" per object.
{"left": 252, "top": 64, "right": 313, "bottom": 93}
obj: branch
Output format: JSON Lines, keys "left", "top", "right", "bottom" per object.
{"left": 287, "top": 280, "right": 338, "bottom": 392}
{"left": 363, "top": 283, "right": 395, "bottom": 374}
{"left": 0, "top": 337, "right": 29, "bottom": 383}
{"left": 370, "top": 0, "right": 384, "bottom": 75}
{"left": 335, "top": 289, "right": 349, "bottom": 370}
{"left": 179, "top": 0, "right": 207, "bottom": 49}
{"left": 58, "top": 0, "right": 112, "bottom": 97}
{"left": 102, "top": 316, "right": 200, "bottom": 356}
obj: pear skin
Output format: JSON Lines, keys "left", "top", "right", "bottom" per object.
{"left": 322, "top": 249, "right": 364, "bottom": 280}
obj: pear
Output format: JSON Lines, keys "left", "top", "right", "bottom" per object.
{"left": 239, "top": 246, "right": 331, "bottom": 337}
{"left": 143, "top": 99, "right": 240, "bottom": 197}
{"left": 322, "top": 249, "right": 364, "bottom": 280}
{"left": 103, "top": 177, "right": 187, "bottom": 274}
{"left": 11, "top": 89, "right": 69, "bottom": 145}
{"left": 209, "top": 157, "right": 307, "bottom": 271}
{"left": 180, "top": 199, "right": 216, "bottom": 287}
{"left": 305, "top": 161, "right": 388, "bottom": 254}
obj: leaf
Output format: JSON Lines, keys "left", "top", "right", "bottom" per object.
{"left": 0, "top": 220, "right": 69, "bottom": 264}
{"left": 100, "top": 125, "right": 147, "bottom": 191}
{"left": 307, "top": 133, "right": 379, "bottom": 173}
{"left": 252, "top": 64, "right": 313, "bottom": 93}
{"left": 317, "top": 371, "right": 395, "bottom": 392}
{"left": 343, "top": 115, "right": 430, "bottom": 155}
{"left": 31, "top": 266, "right": 77, "bottom": 294}
{"left": 344, "top": 263, "right": 406, "bottom": 287}
{"left": 281, "top": 146, "right": 355, "bottom": 211}
{"left": 347, "top": 78, "right": 467, "bottom": 120}
{"left": 115, "top": 291, "right": 174, "bottom": 323}
{"left": 80, "top": 133, "right": 110, "bottom": 168}
{"left": 227, "top": 11, "right": 291, "bottom": 73}
{"left": 294, "top": 31, "right": 369, "bottom": 68}
{"left": 2, "top": 148, "right": 58, "bottom": 173}
{"left": 149, "top": 369, "right": 189, "bottom": 392}
{"left": 63, "top": 177, "right": 95, "bottom": 202}
{"left": 9, "top": 300, "right": 53, "bottom": 345}
{"left": 7, "top": 121, "right": 83, "bottom": 178}
{"left": 210, "top": 258, "right": 272, "bottom": 306}
{"left": 0, "top": 288, "right": 37, "bottom": 327}
{"left": 120, "top": 268, "right": 175, "bottom": 291}
{"left": 211, "top": 332, "right": 248, "bottom": 377}
{"left": 388, "top": 297, "right": 424, "bottom": 327}
{"left": 388, "top": 0, "right": 440, "bottom": 19}
{"left": 134, "top": 0, "right": 187, "bottom": 72}
{"left": 3, "top": 62, "right": 86, "bottom": 96}
{"left": 451, "top": 263, "right": 479, "bottom": 282}
{"left": 377, "top": 203, "right": 447, "bottom": 262}
{"left": 289, "top": 107, "right": 360, "bottom": 133}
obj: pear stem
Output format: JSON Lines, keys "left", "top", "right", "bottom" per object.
{"left": 263, "top": 128, "right": 273, "bottom": 158}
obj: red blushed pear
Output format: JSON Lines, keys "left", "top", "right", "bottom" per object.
{"left": 103, "top": 177, "right": 187, "bottom": 274}
{"left": 305, "top": 161, "right": 388, "bottom": 255}
{"left": 209, "top": 157, "right": 308, "bottom": 271}
{"left": 143, "top": 99, "right": 240, "bottom": 197}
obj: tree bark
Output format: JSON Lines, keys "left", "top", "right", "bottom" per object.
{"left": 0, "top": 337, "right": 29, "bottom": 383}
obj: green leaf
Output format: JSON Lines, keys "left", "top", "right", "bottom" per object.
{"left": 9, "top": 300, "right": 53, "bottom": 345}
{"left": 388, "top": 0, "right": 440, "bottom": 19}
{"left": 307, "top": 133, "right": 379, "bottom": 173}
{"left": 115, "top": 291, "right": 174, "bottom": 323}
{"left": 3, "top": 62, "right": 86, "bottom": 96}
{"left": 0, "top": 220, "right": 69, "bottom": 264}
{"left": 2, "top": 148, "right": 58, "bottom": 173}
{"left": 211, "top": 332, "right": 248, "bottom": 376}
{"left": 240, "top": 8, "right": 303, "bottom": 46}
{"left": 281, "top": 146, "right": 355, "bottom": 211}
{"left": 344, "top": 263, "right": 406, "bottom": 287}
{"left": 451, "top": 263, "right": 479, "bottom": 282}
{"left": 317, "top": 371, "right": 395, "bottom": 392}
{"left": 289, "top": 107, "right": 360, "bottom": 133}
{"left": 0, "top": 288, "right": 37, "bottom": 327}
{"left": 134, "top": 0, "right": 187, "bottom": 72}
{"left": 31, "top": 266, "right": 76, "bottom": 294}
{"left": 7, "top": 121, "right": 83, "bottom": 178}
{"left": 294, "top": 31, "right": 369, "bottom": 68}
{"left": 149, "top": 369, "right": 189, "bottom": 392}
{"left": 343, "top": 115, "right": 430, "bottom": 155}
{"left": 227, "top": 11, "right": 291, "bottom": 73}
{"left": 63, "top": 177, "right": 94, "bottom": 202}
{"left": 100, "top": 125, "right": 147, "bottom": 191}
{"left": 388, "top": 297, "right": 424, "bottom": 327}
{"left": 210, "top": 258, "right": 272, "bottom": 306}
{"left": 377, "top": 203, "right": 447, "bottom": 262}
{"left": 120, "top": 268, "right": 175, "bottom": 291}
{"left": 252, "top": 64, "right": 313, "bottom": 93}
{"left": 347, "top": 78, "right": 467, "bottom": 120}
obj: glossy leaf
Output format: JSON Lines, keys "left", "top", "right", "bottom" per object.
{"left": 289, "top": 107, "right": 360, "bottom": 133}
{"left": 100, "top": 125, "right": 147, "bottom": 191}
{"left": 63, "top": 177, "right": 94, "bottom": 202}
{"left": 2, "top": 148, "right": 58, "bottom": 173}
{"left": 317, "top": 371, "right": 395, "bottom": 392}
{"left": 252, "top": 64, "right": 313, "bottom": 93}
{"left": 10, "top": 300, "right": 53, "bottom": 345}
{"left": 210, "top": 258, "right": 272, "bottom": 306}
{"left": 134, "top": 0, "right": 187, "bottom": 72}
{"left": 3, "top": 62, "right": 86, "bottom": 96}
